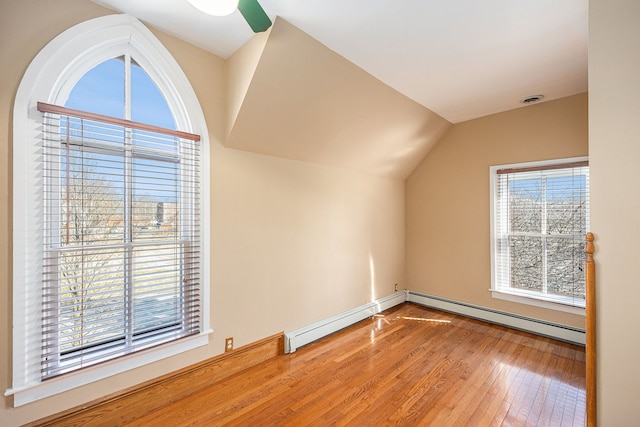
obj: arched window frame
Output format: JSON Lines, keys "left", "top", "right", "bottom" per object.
{"left": 9, "top": 14, "right": 211, "bottom": 407}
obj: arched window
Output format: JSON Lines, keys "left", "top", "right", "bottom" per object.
{"left": 10, "top": 14, "right": 210, "bottom": 406}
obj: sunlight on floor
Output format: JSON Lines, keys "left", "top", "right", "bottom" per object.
{"left": 401, "top": 316, "right": 451, "bottom": 324}
{"left": 370, "top": 315, "right": 391, "bottom": 343}
{"left": 368, "top": 313, "right": 451, "bottom": 344}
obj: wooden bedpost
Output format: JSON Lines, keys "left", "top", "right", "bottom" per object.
{"left": 586, "top": 232, "right": 596, "bottom": 426}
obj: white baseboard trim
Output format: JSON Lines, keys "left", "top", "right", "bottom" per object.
{"left": 284, "top": 292, "right": 407, "bottom": 353}
{"left": 407, "top": 291, "right": 586, "bottom": 345}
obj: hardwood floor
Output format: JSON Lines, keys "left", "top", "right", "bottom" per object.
{"left": 126, "top": 303, "right": 586, "bottom": 426}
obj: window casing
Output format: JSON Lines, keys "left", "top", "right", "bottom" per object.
{"left": 490, "top": 158, "right": 589, "bottom": 313}
{"left": 10, "top": 15, "right": 211, "bottom": 406}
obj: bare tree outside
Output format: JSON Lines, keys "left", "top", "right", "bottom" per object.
{"left": 506, "top": 173, "right": 588, "bottom": 300}
{"left": 56, "top": 154, "right": 126, "bottom": 353}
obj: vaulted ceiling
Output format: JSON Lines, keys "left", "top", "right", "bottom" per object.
{"left": 92, "top": 0, "right": 587, "bottom": 179}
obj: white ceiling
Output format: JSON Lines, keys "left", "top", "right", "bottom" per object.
{"left": 93, "top": 0, "right": 588, "bottom": 123}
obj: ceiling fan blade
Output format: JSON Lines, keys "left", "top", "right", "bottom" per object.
{"left": 238, "top": 0, "right": 272, "bottom": 33}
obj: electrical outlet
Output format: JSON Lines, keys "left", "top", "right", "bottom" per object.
{"left": 395, "top": 283, "right": 398, "bottom": 292}
{"left": 225, "top": 337, "right": 233, "bottom": 352}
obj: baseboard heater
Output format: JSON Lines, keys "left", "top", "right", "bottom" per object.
{"left": 284, "top": 292, "right": 406, "bottom": 353}
{"left": 407, "top": 291, "right": 585, "bottom": 345}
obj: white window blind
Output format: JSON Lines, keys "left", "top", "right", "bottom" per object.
{"left": 39, "top": 102, "right": 201, "bottom": 379}
{"left": 493, "top": 160, "right": 589, "bottom": 308}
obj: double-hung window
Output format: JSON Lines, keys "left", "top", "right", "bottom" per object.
{"left": 491, "top": 158, "right": 589, "bottom": 311}
{"left": 39, "top": 99, "right": 201, "bottom": 378}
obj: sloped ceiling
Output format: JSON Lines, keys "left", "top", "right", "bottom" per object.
{"left": 226, "top": 18, "right": 451, "bottom": 180}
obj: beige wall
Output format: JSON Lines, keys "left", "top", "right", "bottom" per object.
{"left": 0, "top": 1, "right": 405, "bottom": 424}
{"left": 590, "top": 0, "right": 640, "bottom": 424}
{"left": 211, "top": 148, "right": 405, "bottom": 338}
{"left": 406, "top": 93, "right": 589, "bottom": 328}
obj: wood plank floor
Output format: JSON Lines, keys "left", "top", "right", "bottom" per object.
{"left": 126, "top": 303, "right": 586, "bottom": 426}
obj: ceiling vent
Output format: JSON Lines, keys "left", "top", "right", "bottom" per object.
{"left": 521, "top": 95, "right": 545, "bottom": 104}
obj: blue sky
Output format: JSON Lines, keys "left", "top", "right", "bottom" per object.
{"left": 66, "top": 56, "right": 175, "bottom": 130}
{"left": 509, "top": 175, "right": 588, "bottom": 202}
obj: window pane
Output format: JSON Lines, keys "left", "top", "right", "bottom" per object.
{"left": 509, "top": 178, "right": 542, "bottom": 233}
{"left": 509, "top": 235, "right": 542, "bottom": 291}
{"left": 62, "top": 149, "right": 125, "bottom": 246}
{"left": 58, "top": 248, "right": 126, "bottom": 353}
{"left": 131, "top": 59, "right": 175, "bottom": 129}
{"left": 547, "top": 237, "right": 586, "bottom": 299}
{"left": 66, "top": 57, "right": 125, "bottom": 118}
{"left": 132, "top": 244, "right": 183, "bottom": 334}
{"left": 546, "top": 174, "right": 588, "bottom": 235}
{"left": 132, "top": 158, "right": 179, "bottom": 241}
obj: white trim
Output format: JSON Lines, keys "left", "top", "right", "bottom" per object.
{"left": 284, "top": 292, "right": 407, "bottom": 353}
{"left": 407, "top": 291, "right": 585, "bottom": 345}
{"left": 5, "top": 330, "right": 213, "bottom": 407}
{"left": 489, "top": 156, "right": 589, "bottom": 312}
{"left": 11, "top": 14, "right": 211, "bottom": 406}
{"left": 491, "top": 289, "right": 585, "bottom": 315}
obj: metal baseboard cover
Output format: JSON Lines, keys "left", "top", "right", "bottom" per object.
{"left": 284, "top": 291, "right": 407, "bottom": 353}
{"left": 407, "top": 291, "right": 585, "bottom": 345}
